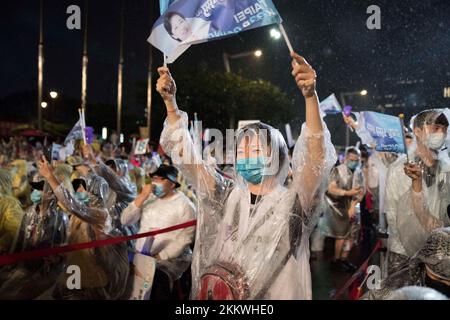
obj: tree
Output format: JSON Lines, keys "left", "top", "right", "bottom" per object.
{"left": 137, "top": 69, "right": 298, "bottom": 140}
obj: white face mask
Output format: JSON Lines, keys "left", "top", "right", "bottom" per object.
{"left": 426, "top": 133, "right": 446, "bottom": 151}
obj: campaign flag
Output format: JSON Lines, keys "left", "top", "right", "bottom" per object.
{"left": 149, "top": 0, "right": 282, "bottom": 63}
{"left": 135, "top": 139, "right": 150, "bottom": 155}
{"left": 64, "top": 120, "right": 83, "bottom": 145}
{"left": 355, "top": 111, "right": 406, "bottom": 153}
{"left": 319, "top": 93, "right": 342, "bottom": 117}
{"left": 160, "top": 0, "right": 178, "bottom": 14}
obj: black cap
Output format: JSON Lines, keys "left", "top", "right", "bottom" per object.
{"left": 72, "top": 178, "right": 87, "bottom": 191}
{"left": 150, "top": 164, "right": 180, "bottom": 188}
{"left": 30, "top": 180, "right": 45, "bottom": 191}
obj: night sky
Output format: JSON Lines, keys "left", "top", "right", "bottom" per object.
{"left": 1, "top": 0, "right": 449, "bottom": 143}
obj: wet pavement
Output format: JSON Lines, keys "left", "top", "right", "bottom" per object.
{"left": 310, "top": 236, "right": 379, "bottom": 300}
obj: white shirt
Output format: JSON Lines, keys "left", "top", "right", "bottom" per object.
{"left": 121, "top": 191, "right": 196, "bottom": 260}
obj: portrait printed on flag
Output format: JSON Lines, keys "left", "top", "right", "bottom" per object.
{"left": 149, "top": 0, "right": 281, "bottom": 63}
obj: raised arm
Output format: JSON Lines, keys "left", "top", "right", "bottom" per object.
{"left": 121, "top": 184, "right": 154, "bottom": 225}
{"left": 82, "top": 145, "right": 136, "bottom": 202}
{"left": 37, "top": 156, "right": 108, "bottom": 227}
{"left": 290, "top": 53, "right": 337, "bottom": 211}
{"left": 156, "top": 67, "right": 230, "bottom": 198}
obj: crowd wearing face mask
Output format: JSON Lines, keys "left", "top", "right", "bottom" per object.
{"left": 0, "top": 53, "right": 449, "bottom": 301}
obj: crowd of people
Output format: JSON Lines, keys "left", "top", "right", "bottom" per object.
{"left": 0, "top": 52, "right": 449, "bottom": 300}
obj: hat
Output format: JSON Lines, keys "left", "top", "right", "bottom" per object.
{"left": 150, "top": 165, "right": 180, "bottom": 188}
{"left": 414, "top": 227, "right": 450, "bottom": 280}
{"left": 29, "top": 172, "right": 45, "bottom": 191}
{"left": 29, "top": 180, "right": 45, "bottom": 191}
{"left": 66, "top": 156, "right": 84, "bottom": 167}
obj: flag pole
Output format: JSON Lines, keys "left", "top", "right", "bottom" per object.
{"left": 399, "top": 114, "right": 409, "bottom": 163}
{"left": 78, "top": 108, "right": 87, "bottom": 144}
{"left": 279, "top": 23, "right": 294, "bottom": 54}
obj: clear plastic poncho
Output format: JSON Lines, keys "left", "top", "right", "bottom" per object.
{"left": 160, "top": 111, "right": 336, "bottom": 300}
{"left": 0, "top": 174, "right": 70, "bottom": 300}
{"left": 365, "top": 227, "right": 450, "bottom": 300}
{"left": 52, "top": 171, "right": 129, "bottom": 300}
{"left": 93, "top": 160, "right": 138, "bottom": 243}
{"left": 0, "top": 168, "right": 24, "bottom": 254}
{"left": 10, "top": 159, "right": 31, "bottom": 208}
{"left": 387, "top": 110, "right": 450, "bottom": 259}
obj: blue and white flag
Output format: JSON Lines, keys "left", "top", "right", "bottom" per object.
{"left": 160, "top": 0, "right": 178, "bottom": 14}
{"left": 149, "top": 0, "right": 282, "bottom": 63}
{"left": 64, "top": 120, "right": 83, "bottom": 145}
{"left": 319, "top": 93, "right": 342, "bottom": 117}
{"left": 354, "top": 111, "right": 406, "bottom": 153}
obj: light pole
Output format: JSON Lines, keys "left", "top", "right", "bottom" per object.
{"left": 37, "top": 0, "right": 44, "bottom": 131}
{"left": 146, "top": 2, "right": 154, "bottom": 140}
{"left": 116, "top": 0, "right": 125, "bottom": 136}
{"left": 81, "top": 0, "right": 89, "bottom": 114}
{"left": 340, "top": 90, "right": 368, "bottom": 147}
{"left": 222, "top": 49, "right": 262, "bottom": 73}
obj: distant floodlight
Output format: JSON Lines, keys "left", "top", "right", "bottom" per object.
{"left": 254, "top": 50, "right": 262, "bottom": 57}
{"left": 120, "top": 133, "right": 124, "bottom": 144}
{"left": 360, "top": 90, "right": 368, "bottom": 96}
{"left": 50, "top": 91, "right": 58, "bottom": 99}
{"left": 102, "top": 127, "right": 107, "bottom": 140}
{"left": 41, "top": 101, "right": 48, "bottom": 109}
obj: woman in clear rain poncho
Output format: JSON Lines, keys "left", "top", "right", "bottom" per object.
{"left": 37, "top": 155, "right": 129, "bottom": 300}
{"left": 0, "top": 164, "right": 70, "bottom": 299}
{"left": 384, "top": 109, "right": 450, "bottom": 275}
{"left": 156, "top": 52, "right": 336, "bottom": 300}
{"left": 91, "top": 156, "right": 138, "bottom": 249}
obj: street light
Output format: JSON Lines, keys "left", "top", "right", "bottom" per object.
{"left": 360, "top": 89, "right": 368, "bottom": 96}
{"left": 223, "top": 49, "right": 263, "bottom": 73}
{"left": 41, "top": 101, "right": 48, "bottom": 109}
{"left": 50, "top": 91, "right": 58, "bottom": 99}
{"left": 270, "top": 28, "right": 281, "bottom": 40}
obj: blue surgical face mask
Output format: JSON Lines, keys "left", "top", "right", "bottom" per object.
{"left": 346, "top": 160, "right": 359, "bottom": 171}
{"left": 152, "top": 182, "right": 166, "bottom": 198}
{"left": 30, "top": 189, "right": 42, "bottom": 204}
{"left": 236, "top": 157, "right": 267, "bottom": 185}
{"left": 75, "top": 191, "right": 89, "bottom": 204}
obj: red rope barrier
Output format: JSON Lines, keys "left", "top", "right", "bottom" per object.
{"left": 0, "top": 220, "right": 197, "bottom": 266}
{"left": 332, "top": 240, "right": 382, "bottom": 300}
